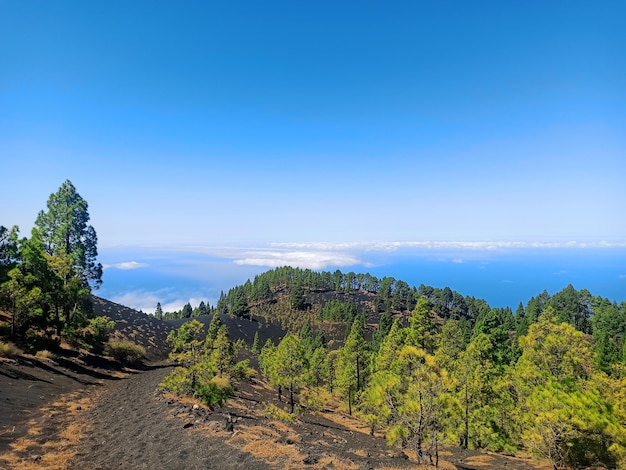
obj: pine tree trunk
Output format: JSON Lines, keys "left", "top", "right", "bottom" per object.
{"left": 464, "top": 379, "right": 469, "bottom": 449}
{"left": 348, "top": 387, "right": 352, "bottom": 416}
{"left": 417, "top": 390, "right": 424, "bottom": 464}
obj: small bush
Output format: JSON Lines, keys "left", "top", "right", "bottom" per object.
{"left": 264, "top": 403, "right": 296, "bottom": 422}
{"left": 160, "top": 364, "right": 233, "bottom": 407}
{"left": 105, "top": 339, "right": 146, "bottom": 365}
{"left": 300, "top": 387, "right": 331, "bottom": 412}
{"left": 88, "top": 316, "right": 116, "bottom": 345}
{"left": 231, "top": 359, "right": 256, "bottom": 381}
{"left": 0, "top": 340, "right": 21, "bottom": 358}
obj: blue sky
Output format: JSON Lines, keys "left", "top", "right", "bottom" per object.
{"left": 1, "top": 1, "right": 625, "bottom": 311}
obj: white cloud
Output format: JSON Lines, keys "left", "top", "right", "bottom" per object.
{"left": 270, "top": 240, "right": 626, "bottom": 251}
{"left": 109, "top": 290, "right": 208, "bottom": 315}
{"left": 452, "top": 258, "right": 463, "bottom": 264}
{"left": 103, "top": 261, "right": 148, "bottom": 270}
{"left": 233, "top": 250, "right": 361, "bottom": 270}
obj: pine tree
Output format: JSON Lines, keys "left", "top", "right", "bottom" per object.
{"left": 338, "top": 317, "right": 368, "bottom": 415}
{"left": 34, "top": 180, "right": 102, "bottom": 289}
{"left": 408, "top": 296, "right": 437, "bottom": 353}
{"left": 251, "top": 330, "right": 261, "bottom": 354}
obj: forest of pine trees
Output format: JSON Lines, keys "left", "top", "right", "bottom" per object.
{"left": 199, "top": 266, "right": 626, "bottom": 469}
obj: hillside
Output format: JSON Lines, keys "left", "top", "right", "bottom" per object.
{"left": 0, "top": 295, "right": 544, "bottom": 470}
{"left": 91, "top": 296, "right": 173, "bottom": 360}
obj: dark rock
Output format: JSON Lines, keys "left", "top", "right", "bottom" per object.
{"left": 183, "top": 421, "right": 194, "bottom": 429}
{"left": 303, "top": 455, "right": 318, "bottom": 465}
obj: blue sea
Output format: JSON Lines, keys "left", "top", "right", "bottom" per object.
{"left": 97, "top": 246, "right": 626, "bottom": 314}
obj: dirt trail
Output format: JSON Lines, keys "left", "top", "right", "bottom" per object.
{"left": 65, "top": 364, "right": 543, "bottom": 470}
{"left": 68, "top": 365, "right": 266, "bottom": 470}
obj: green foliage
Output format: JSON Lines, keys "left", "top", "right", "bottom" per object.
{"left": 251, "top": 330, "right": 261, "bottom": 354}
{"left": 370, "top": 310, "right": 393, "bottom": 353}
{"left": 212, "top": 325, "right": 235, "bottom": 376}
{"left": 86, "top": 316, "right": 115, "bottom": 346}
{"left": 206, "top": 313, "right": 223, "bottom": 343}
{"left": 105, "top": 340, "right": 146, "bottom": 365}
{"left": 0, "top": 181, "right": 107, "bottom": 344}
{"left": 522, "top": 379, "right": 624, "bottom": 469}
{"left": 167, "top": 319, "right": 205, "bottom": 367}
{"left": 34, "top": 180, "right": 102, "bottom": 289}
{"left": 337, "top": 317, "right": 369, "bottom": 415}
{"left": 264, "top": 403, "right": 296, "bottom": 422}
{"left": 0, "top": 225, "right": 19, "bottom": 282}
{"left": 289, "top": 281, "right": 308, "bottom": 311}
{"left": 229, "top": 286, "right": 250, "bottom": 318}
{"left": 161, "top": 364, "right": 232, "bottom": 406}
{"left": 230, "top": 358, "right": 255, "bottom": 381}
{"left": 382, "top": 346, "right": 450, "bottom": 465}
{"left": 259, "top": 333, "right": 308, "bottom": 413}
{"left": 408, "top": 296, "right": 437, "bottom": 353}
{"left": 161, "top": 319, "right": 247, "bottom": 407}
{"left": 373, "top": 319, "right": 407, "bottom": 373}
{"left": 516, "top": 306, "right": 593, "bottom": 388}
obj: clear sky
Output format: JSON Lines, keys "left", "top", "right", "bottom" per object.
{"left": 1, "top": 1, "right": 625, "bottom": 305}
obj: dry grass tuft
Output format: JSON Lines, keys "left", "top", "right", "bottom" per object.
{"left": 162, "top": 391, "right": 207, "bottom": 409}
{"left": 0, "top": 340, "right": 22, "bottom": 358}
{"left": 35, "top": 349, "right": 56, "bottom": 361}
{"left": 314, "top": 455, "right": 360, "bottom": 470}
{"left": 376, "top": 464, "right": 457, "bottom": 470}
{"left": 0, "top": 389, "right": 97, "bottom": 469}
{"left": 463, "top": 454, "right": 495, "bottom": 466}
{"left": 9, "top": 437, "right": 34, "bottom": 453}
{"left": 316, "top": 409, "right": 376, "bottom": 437}
{"left": 268, "top": 419, "right": 297, "bottom": 435}
{"left": 228, "top": 424, "right": 304, "bottom": 469}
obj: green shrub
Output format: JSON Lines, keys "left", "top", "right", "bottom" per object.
{"left": 264, "top": 403, "right": 296, "bottom": 422}
{"left": 87, "top": 316, "right": 116, "bottom": 345}
{"left": 230, "top": 359, "right": 256, "bottom": 381}
{"left": 300, "top": 387, "right": 330, "bottom": 412}
{"left": 105, "top": 339, "right": 146, "bottom": 365}
{"left": 160, "top": 363, "right": 233, "bottom": 407}
{"left": 0, "top": 340, "right": 21, "bottom": 358}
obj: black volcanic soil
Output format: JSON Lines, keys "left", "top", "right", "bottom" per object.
{"left": 68, "top": 364, "right": 271, "bottom": 470}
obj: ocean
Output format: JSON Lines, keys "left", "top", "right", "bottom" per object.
{"left": 97, "top": 246, "right": 626, "bottom": 314}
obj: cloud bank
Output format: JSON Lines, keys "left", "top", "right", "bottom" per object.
{"left": 102, "top": 261, "right": 148, "bottom": 270}
{"left": 233, "top": 250, "right": 362, "bottom": 270}
{"left": 109, "top": 290, "right": 208, "bottom": 315}
{"left": 269, "top": 240, "right": 626, "bottom": 252}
